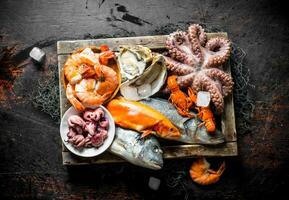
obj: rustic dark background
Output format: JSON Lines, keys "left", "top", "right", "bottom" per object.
{"left": 0, "top": 0, "right": 288, "bottom": 199}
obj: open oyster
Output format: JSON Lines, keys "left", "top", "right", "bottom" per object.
{"left": 117, "top": 45, "right": 152, "bottom": 82}
{"left": 120, "top": 54, "right": 167, "bottom": 101}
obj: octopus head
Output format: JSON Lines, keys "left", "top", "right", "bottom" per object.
{"left": 83, "top": 109, "right": 96, "bottom": 121}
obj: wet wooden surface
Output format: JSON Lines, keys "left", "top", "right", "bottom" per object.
{"left": 0, "top": 0, "right": 288, "bottom": 199}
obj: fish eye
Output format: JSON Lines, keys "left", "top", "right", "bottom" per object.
{"left": 153, "top": 145, "right": 159, "bottom": 152}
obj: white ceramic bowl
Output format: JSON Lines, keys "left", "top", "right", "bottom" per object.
{"left": 60, "top": 105, "right": 115, "bottom": 157}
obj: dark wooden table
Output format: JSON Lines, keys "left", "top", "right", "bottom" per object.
{"left": 0, "top": 0, "right": 288, "bottom": 199}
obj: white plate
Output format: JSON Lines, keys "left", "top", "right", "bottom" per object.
{"left": 60, "top": 106, "right": 115, "bottom": 158}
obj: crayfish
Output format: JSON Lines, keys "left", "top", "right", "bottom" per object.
{"left": 167, "top": 75, "right": 216, "bottom": 133}
{"left": 195, "top": 106, "right": 216, "bottom": 133}
{"left": 167, "top": 75, "right": 196, "bottom": 118}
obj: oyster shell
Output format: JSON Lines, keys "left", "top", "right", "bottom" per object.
{"left": 117, "top": 45, "right": 152, "bottom": 82}
{"left": 120, "top": 54, "right": 167, "bottom": 101}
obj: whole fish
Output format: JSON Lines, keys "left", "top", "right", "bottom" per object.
{"left": 140, "top": 98, "right": 225, "bottom": 145}
{"left": 106, "top": 97, "right": 180, "bottom": 140}
{"left": 109, "top": 127, "right": 163, "bottom": 170}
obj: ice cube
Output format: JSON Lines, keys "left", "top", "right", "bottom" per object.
{"left": 29, "top": 47, "right": 45, "bottom": 63}
{"left": 148, "top": 177, "right": 161, "bottom": 191}
{"left": 137, "top": 84, "right": 151, "bottom": 97}
{"left": 196, "top": 91, "right": 211, "bottom": 107}
{"left": 120, "top": 86, "right": 138, "bottom": 100}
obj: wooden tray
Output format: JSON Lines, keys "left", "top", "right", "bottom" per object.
{"left": 57, "top": 33, "right": 237, "bottom": 165}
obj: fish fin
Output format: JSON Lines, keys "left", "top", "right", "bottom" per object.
{"left": 141, "top": 130, "right": 153, "bottom": 138}
{"left": 198, "top": 121, "right": 205, "bottom": 128}
{"left": 154, "top": 119, "right": 163, "bottom": 126}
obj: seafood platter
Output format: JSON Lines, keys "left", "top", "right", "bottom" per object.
{"left": 57, "top": 24, "right": 237, "bottom": 172}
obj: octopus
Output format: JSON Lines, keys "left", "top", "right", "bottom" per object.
{"left": 163, "top": 24, "right": 234, "bottom": 113}
{"left": 66, "top": 107, "right": 109, "bottom": 148}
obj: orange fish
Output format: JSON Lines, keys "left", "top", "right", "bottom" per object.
{"left": 106, "top": 97, "right": 180, "bottom": 140}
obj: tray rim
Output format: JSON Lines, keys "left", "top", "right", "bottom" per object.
{"left": 57, "top": 33, "right": 238, "bottom": 165}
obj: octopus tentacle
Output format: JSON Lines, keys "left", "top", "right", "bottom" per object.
{"left": 166, "top": 31, "right": 198, "bottom": 66}
{"left": 192, "top": 74, "right": 224, "bottom": 113}
{"left": 188, "top": 24, "right": 205, "bottom": 63}
{"left": 162, "top": 72, "right": 197, "bottom": 94}
{"left": 164, "top": 56, "right": 195, "bottom": 75}
{"left": 177, "top": 72, "right": 197, "bottom": 88}
{"left": 204, "top": 37, "right": 231, "bottom": 68}
{"left": 188, "top": 24, "right": 207, "bottom": 46}
{"left": 204, "top": 68, "right": 234, "bottom": 96}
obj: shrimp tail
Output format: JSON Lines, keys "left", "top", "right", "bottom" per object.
{"left": 217, "top": 162, "right": 226, "bottom": 175}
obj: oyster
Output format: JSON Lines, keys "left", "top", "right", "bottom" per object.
{"left": 120, "top": 54, "right": 167, "bottom": 101}
{"left": 117, "top": 45, "right": 152, "bottom": 82}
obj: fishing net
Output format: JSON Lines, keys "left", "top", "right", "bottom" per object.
{"left": 160, "top": 44, "right": 254, "bottom": 196}
{"left": 230, "top": 43, "right": 255, "bottom": 135}
{"left": 161, "top": 160, "right": 191, "bottom": 200}
{"left": 32, "top": 64, "right": 60, "bottom": 122}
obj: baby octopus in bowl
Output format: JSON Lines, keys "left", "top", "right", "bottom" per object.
{"left": 60, "top": 106, "right": 115, "bottom": 157}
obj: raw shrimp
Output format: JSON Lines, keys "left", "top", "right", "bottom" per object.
{"left": 74, "top": 79, "right": 110, "bottom": 107}
{"left": 99, "top": 51, "right": 115, "bottom": 65}
{"left": 64, "top": 48, "right": 97, "bottom": 84}
{"left": 74, "top": 64, "right": 118, "bottom": 107}
{"left": 190, "top": 158, "right": 225, "bottom": 185}
{"left": 66, "top": 84, "right": 86, "bottom": 111}
{"left": 64, "top": 46, "right": 120, "bottom": 111}
{"left": 78, "top": 47, "right": 99, "bottom": 66}
{"left": 94, "top": 64, "right": 118, "bottom": 96}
